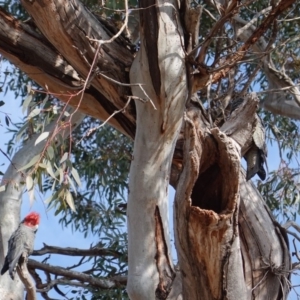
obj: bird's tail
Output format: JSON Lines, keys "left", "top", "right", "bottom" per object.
{"left": 0, "top": 258, "right": 9, "bottom": 276}
{"left": 8, "top": 257, "right": 20, "bottom": 279}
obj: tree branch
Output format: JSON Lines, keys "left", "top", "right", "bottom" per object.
{"left": 234, "top": 11, "right": 300, "bottom": 120}
{"left": 17, "top": 255, "right": 37, "bottom": 300}
{"left": 20, "top": 0, "right": 134, "bottom": 121}
{"left": 32, "top": 243, "right": 124, "bottom": 259}
{"left": 28, "top": 259, "right": 127, "bottom": 289}
{"left": 0, "top": 7, "right": 136, "bottom": 138}
{"left": 193, "top": 0, "right": 296, "bottom": 92}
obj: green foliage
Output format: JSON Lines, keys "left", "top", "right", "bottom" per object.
{"left": 69, "top": 287, "right": 129, "bottom": 300}
{"left": 258, "top": 111, "right": 300, "bottom": 221}
{"left": 0, "top": 57, "right": 34, "bottom": 102}
{"left": 58, "top": 118, "right": 131, "bottom": 247}
{"left": 2, "top": 90, "right": 85, "bottom": 209}
{"left": 3, "top": 98, "right": 131, "bottom": 297}
{"left": 42, "top": 118, "right": 132, "bottom": 299}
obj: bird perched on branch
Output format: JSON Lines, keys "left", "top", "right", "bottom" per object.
{"left": 1, "top": 212, "right": 40, "bottom": 280}
{"left": 244, "top": 114, "right": 267, "bottom": 181}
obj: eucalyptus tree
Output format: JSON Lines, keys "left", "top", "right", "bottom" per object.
{"left": 0, "top": 0, "right": 300, "bottom": 299}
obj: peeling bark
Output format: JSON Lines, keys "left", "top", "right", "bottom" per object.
{"left": 174, "top": 108, "right": 246, "bottom": 300}
{"left": 0, "top": 7, "right": 136, "bottom": 138}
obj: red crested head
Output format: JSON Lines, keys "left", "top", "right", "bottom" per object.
{"left": 23, "top": 212, "right": 40, "bottom": 228}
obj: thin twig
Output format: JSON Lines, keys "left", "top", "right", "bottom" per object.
{"left": 88, "top": 0, "right": 129, "bottom": 45}
{"left": 207, "top": 74, "right": 213, "bottom": 126}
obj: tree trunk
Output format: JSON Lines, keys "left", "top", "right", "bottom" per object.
{"left": 173, "top": 102, "right": 290, "bottom": 299}
{"left": 127, "top": 0, "right": 187, "bottom": 298}
{"left": 239, "top": 175, "right": 290, "bottom": 299}
{"left": 175, "top": 110, "right": 246, "bottom": 299}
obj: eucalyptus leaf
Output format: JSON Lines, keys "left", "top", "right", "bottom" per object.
{"left": 35, "top": 131, "right": 49, "bottom": 146}
{"left": 65, "top": 190, "right": 76, "bottom": 212}
{"left": 47, "top": 146, "right": 55, "bottom": 160}
{"left": 18, "top": 154, "right": 41, "bottom": 171}
{"left": 71, "top": 167, "right": 81, "bottom": 187}
{"left": 26, "top": 175, "right": 34, "bottom": 191}
{"left": 46, "top": 161, "right": 56, "bottom": 179}
{"left": 22, "top": 94, "right": 33, "bottom": 114}
{"left": 60, "top": 152, "right": 69, "bottom": 164}
{"left": 27, "top": 108, "right": 41, "bottom": 119}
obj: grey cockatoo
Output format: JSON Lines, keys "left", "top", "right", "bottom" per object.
{"left": 1, "top": 212, "right": 40, "bottom": 280}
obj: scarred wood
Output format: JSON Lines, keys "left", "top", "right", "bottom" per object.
{"left": 154, "top": 207, "right": 175, "bottom": 299}
{"left": 174, "top": 109, "right": 245, "bottom": 299}
{"left": 174, "top": 103, "right": 290, "bottom": 299}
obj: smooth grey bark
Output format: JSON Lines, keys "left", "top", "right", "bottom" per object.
{"left": 127, "top": 0, "right": 187, "bottom": 298}
{"left": 239, "top": 174, "right": 290, "bottom": 299}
